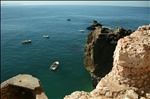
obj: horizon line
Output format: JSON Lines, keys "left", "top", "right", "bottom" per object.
{"left": 1, "top": 1, "right": 150, "bottom": 7}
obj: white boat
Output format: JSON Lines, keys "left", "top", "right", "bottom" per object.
{"left": 43, "top": 35, "right": 49, "bottom": 38}
{"left": 50, "top": 61, "right": 59, "bottom": 70}
{"left": 79, "top": 30, "right": 85, "bottom": 33}
{"left": 22, "top": 40, "right": 32, "bottom": 44}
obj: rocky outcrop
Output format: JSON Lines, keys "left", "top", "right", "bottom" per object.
{"left": 87, "top": 20, "right": 102, "bottom": 30}
{"left": 64, "top": 25, "right": 150, "bottom": 99}
{"left": 0, "top": 74, "right": 48, "bottom": 99}
{"left": 84, "top": 26, "right": 134, "bottom": 87}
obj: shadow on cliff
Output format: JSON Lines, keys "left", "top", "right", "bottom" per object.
{"left": 84, "top": 26, "right": 134, "bottom": 87}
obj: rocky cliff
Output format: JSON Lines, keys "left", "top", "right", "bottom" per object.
{"left": 0, "top": 74, "right": 48, "bottom": 99}
{"left": 87, "top": 20, "right": 102, "bottom": 30}
{"left": 84, "top": 26, "right": 134, "bottom": 87}
{"left": 64, "top": 25, "right": 150, "bottom": 99}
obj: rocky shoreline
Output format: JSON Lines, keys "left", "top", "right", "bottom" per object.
{"left": 64, "top": 25, "right": 150, "bottom": 99}
{"left": 87, "top": 20, "right": 103, "bottom": 30}
{"left": 1, "top": 24, "right": 149, "bottom": 99}
{"left": 85, "top": 23, "right": 134, "bottom": 87}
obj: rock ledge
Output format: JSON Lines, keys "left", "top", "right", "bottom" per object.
{"left": 0, "top": 74, "right": 48, "bottom": 99}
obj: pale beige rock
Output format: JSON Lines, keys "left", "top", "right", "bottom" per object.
{"left": 36, "top": 93, "right": 48, "bottom": 99}
{"left": 64, "top": 25, "right": 150, "bottom": 99}
{"left": 105, "top": 92, "right": 113, "bottom": 98}
{"left": 1, "top": 74, "right": 40, "bottom": 90}
{"left": 146, "top": 93, "right": 150, "bottom": 99}
{"left": 1, "top": 74, "right": 48, "bottom": 99}
{"left": 140, "top": 97, "right": 146, "bottom": 99}
{"left": 112, "top": 25, "right": 150, "bottom": 89}
{"left": 64, "top": 91, "right": 91, "bottom": 99}
{"left": 125, "top": 90, "right": 138, "bottom": 99}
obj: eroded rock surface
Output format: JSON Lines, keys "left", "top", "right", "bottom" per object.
{"left": 64, "top": 25, "right": 150, "bottom": 99}
{"left": 84, "top": 26, "right": 134, "bottom": 87}
{"left": 0, "top": 74, "right": 48, "bottom": 99}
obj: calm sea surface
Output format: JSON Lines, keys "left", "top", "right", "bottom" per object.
{"left": 1, "top": 5, "right": 149, "bottom": 99}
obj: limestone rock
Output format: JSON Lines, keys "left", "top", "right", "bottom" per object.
{"left": 125, "top": 90, "right": 138, "bottom": 99}
{"left": 0, "top": 74, "right": 48, "bottom": 99}
{"left": 84, "top": 26, "right": 134, "bottom": 87}
{"left": 87, "top": 20, "right": 102, "bottom": 30}
{"left": 64, "top": 25, "right": 150, "bottom": 99}
{"left": 140, "top": 97, "right": 146, "bottom": 99}
{"left": 64, "top": 91, "right": 91, "bottom": 99}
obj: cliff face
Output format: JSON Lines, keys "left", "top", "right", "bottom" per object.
{"left": 84, "top": 26, "right": 134, "bottom": 87}
{"left": 64, "top": 25, "right": 150, "bottom": 99}
{"left": 0, "top": 74, "right": 48, "bottom": 99}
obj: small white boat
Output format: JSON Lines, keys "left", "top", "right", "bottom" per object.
{"left": 22, "top": 40, "right": 32, "bottom": 44}
{"left": 79, "top": 30, "right": 85, "bottom": 33}
{"left": 50, "top": 61, "right": 59, "bottom": 70}
{"left": 43, "top": 35, "right": 49, "bottom": 38}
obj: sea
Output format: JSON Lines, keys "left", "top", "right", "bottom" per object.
{"left": 1, "top": 5, "right": 149, "bottom": 99}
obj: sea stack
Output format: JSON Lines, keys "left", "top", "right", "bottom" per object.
{"left": 87, "top": 20, "right": 103, "bottom": 30}
{"left": 64, "top": 25, "right": 150, "bottom": 99}
{"left": 84, "top": 26, "right": 134, "bottom": 87}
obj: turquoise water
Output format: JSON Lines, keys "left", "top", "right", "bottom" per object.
{"left": 1, "top": 5, "right": 149, "bottom": 99}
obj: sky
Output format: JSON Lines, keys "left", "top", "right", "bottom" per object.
{"left": 1, "top": 1, "right": 150, "bottom": 7}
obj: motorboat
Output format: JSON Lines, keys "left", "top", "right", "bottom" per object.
{"left": 22, "top": 40, "right": 32, "bottom": 44}
{"left": 79, "top": 30, "right": 85, "bottom": 33}
{"left": 50, "top": 61, "right": 59, "bottom": 70}
{"left": 43, "top": 35, "right": 49, "bottom": 38}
